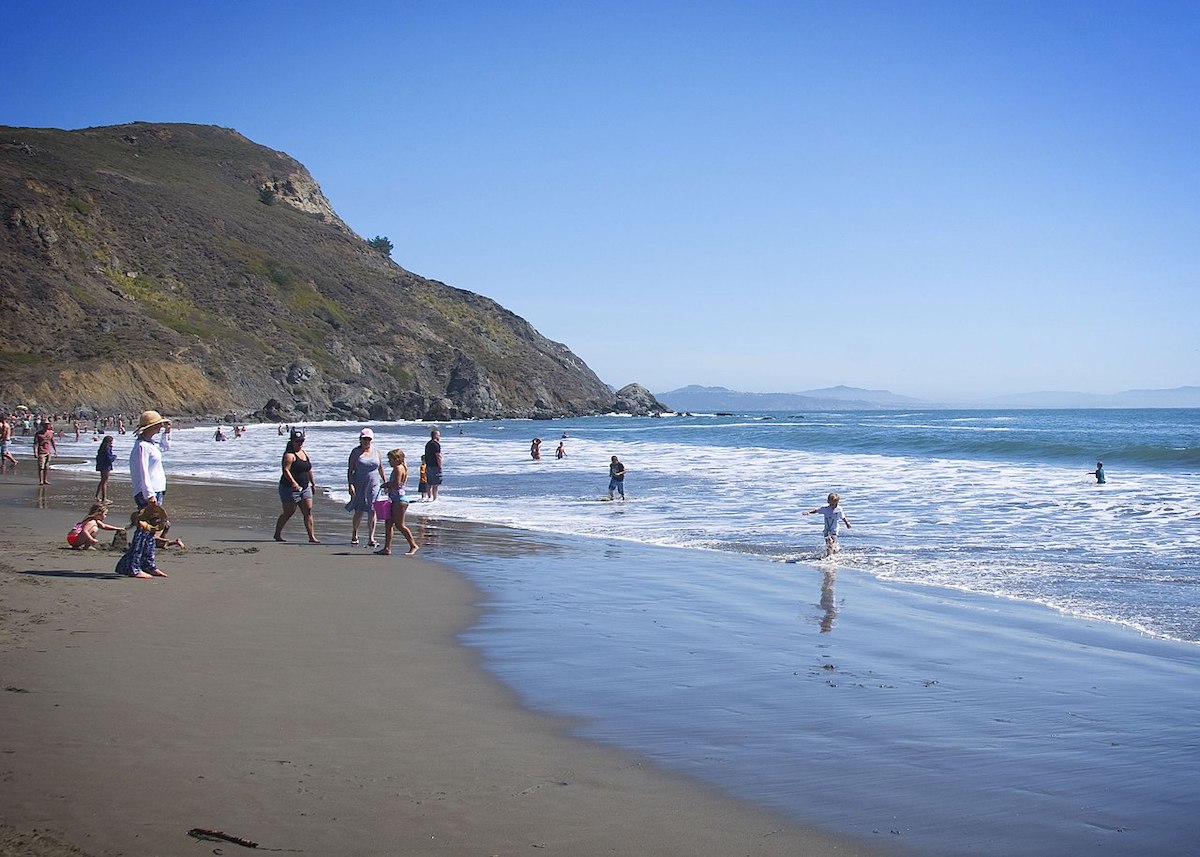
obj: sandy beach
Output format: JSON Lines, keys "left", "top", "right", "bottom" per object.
{"left": 0, "top": 468, "right": 886, "bottom": 857}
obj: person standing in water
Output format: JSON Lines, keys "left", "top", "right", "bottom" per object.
{"left": 805, "top": 492, "right": 851, "bottom": 557}
{"left": 424, "top": 429, "right": 443, "bottom": 500}
{"left": 607, "top": 456, "right": 627, "bottom": 500}
{"left": 1088, "top": 462, "right": 1106, "bottom": 484}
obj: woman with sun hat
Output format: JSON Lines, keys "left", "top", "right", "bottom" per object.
{"left": 130, "top": 409, "right": 172, "bottom": 509}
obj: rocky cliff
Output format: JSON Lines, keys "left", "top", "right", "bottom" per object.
{"left": 0, "top": 122, "right": 629, "bottom": 421}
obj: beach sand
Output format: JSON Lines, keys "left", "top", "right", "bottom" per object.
{"left": 0, "top": 470, "right": 887, "bottom": 857}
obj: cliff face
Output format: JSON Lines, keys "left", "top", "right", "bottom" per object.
{"left": 0, "top": 122, "right": 617, "bottom": 420}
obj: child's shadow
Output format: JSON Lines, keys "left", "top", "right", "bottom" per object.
{"left": 22, "top": 570, "right": 122, "bottom": 580}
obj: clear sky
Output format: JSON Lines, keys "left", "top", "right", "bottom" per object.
{"left": 3, "top": 1, "right": 1197, "bottom": 400}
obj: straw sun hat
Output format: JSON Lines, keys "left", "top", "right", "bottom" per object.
{"left": 136, "top": 410, "right": 171, "bottom": 433}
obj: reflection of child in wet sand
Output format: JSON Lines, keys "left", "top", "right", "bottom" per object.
{"left": 115, "top": 504, "right": 173, "bottom": 578}
{"left": 66, "top": 502, "right": 123, "bottom": 549}
{"left": 805, "top": 493, "right": 851, "bottom": 557}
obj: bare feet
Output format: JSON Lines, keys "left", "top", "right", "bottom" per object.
{"left": 374, "top": 547, "right": 391, "bottom": 556}
{"left": 406, "top": 545, "right": 420, "bottom": 555}
{"left": 308, "top": 538, "right": 321, "bottom": 544}
{"left": 273, "top": 534, "right": 285, "bottom": 542}
{"left": 130, "top": 571, "right": 152, "bottom": 578}
{"left": 149, "top": 568, "right": 168, "bottom": 577}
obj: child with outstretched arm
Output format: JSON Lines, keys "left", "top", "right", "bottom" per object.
{"left": 66, "top": 502, "right": 123, "bottom": 549}
{"left": 805, "top": 493, "right": 851, "bottom": 557}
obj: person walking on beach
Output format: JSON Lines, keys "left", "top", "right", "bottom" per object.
{"left": 805, "top": 493, "right": 851, "bottom": 557}
{"left": 347, "top": 428, "right": 386, "bottom": 546}
{"left": 34, "top": 420, "right": 57, "bottom": 485}
{"left": 424, "top": 429, "right": 443, "bottom": 500}
{"left": 0, "top": 415, "right": 16, "bottom": 469}
{"left": 275, "top": 429, "right": 320, "bottom": 543}
{"left": 130, "top": 410, "right": 171, "bottom": 508}
{"left": 1088, "top": 461, "right": 1106, "bottom": 484}
{"left": 376, "top": 448, "right": 419, "bottom": 556}
{"left": 607, "top": 455, "right": 627, "bottom": 500}
{"left": 66, "top": 502, "right": 124, "bottom": 550}
{"left": 94, "top": 435, "right": 116, "bottom": 500}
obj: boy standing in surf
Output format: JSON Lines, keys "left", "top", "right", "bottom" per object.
{"left": 608, "top": 456, "right": 627, "bottom": 500}
{"left": 805, "top": 493, "right": 851, "bottom": 557}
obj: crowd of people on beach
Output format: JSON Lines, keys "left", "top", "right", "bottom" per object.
{"left": 2, "top": 408, "right": 1115, "bottom": 571}
{"left": 5, "top": 408, "right": 881, "bottom": 567}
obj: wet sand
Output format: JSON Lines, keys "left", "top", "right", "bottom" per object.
{"left": 0, "top": 470, "right": 887, "bottom": 857}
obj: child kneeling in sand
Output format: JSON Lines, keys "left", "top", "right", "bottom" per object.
{"left": 67, "top": 502, "right": 123, "bottom": 549}
{"left": 116, "top": 504, "right": 173, "bottom": 578}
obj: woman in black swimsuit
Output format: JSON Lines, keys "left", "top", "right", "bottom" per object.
{"left": 274, "top": 429, "right": 320, "bottom": 543}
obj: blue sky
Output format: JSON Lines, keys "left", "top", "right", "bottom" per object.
{"left": 3, "top": 1, "right": 1197, "bottom": 399}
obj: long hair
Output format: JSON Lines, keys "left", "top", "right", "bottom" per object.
{"left": 387, "top": 448, "right": 408, "bottom": 483}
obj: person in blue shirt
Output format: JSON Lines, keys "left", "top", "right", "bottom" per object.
{"left": 94, "top": 435, "right": 116, "bottom": 501}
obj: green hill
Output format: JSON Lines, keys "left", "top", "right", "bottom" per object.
{"left": 0, "top": 122, "right": 616, "bottom": 420}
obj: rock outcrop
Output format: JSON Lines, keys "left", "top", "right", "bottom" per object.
{"left": 613, "top": 383, "right": 673, "bottom": 416}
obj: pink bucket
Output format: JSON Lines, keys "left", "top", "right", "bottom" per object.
{"left": 373, "top": 498, "right": 392, "bottom": 519}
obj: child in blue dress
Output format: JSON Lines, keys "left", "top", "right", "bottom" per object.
{"left": 116, "top": 504, "right": 172, "bottom": 578}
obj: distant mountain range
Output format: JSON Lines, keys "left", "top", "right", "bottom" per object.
{"left": 656, "top": 384, "right": 1200, "bottom": 412}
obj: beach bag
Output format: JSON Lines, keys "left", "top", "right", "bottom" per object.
{"left": 373, "top": 496, "right": 392, "bottom": 520}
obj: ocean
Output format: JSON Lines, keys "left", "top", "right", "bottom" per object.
{"left": 58, "top": 408, "right": 1200, "bottom": 855}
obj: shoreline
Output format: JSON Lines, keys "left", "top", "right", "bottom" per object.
{"left": 0, "top": 469, "right": 888, "bottom": 856}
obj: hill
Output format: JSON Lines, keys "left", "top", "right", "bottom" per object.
{"left": 657, "top": 384, "right": 930, "bottom": 412}
{"left": 976, "top": 386, "right": 1200, "bottom": 408}
{"left": 0, "top": 122, "right": 619, "bottom": 420}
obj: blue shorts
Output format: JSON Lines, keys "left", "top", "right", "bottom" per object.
{"left": 134, "top": 491, "right": 165, "bottom": 508}
{"left": 278, "top": 483, "right": 314, "bottom": 505}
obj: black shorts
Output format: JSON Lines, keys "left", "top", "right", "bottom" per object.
{"left": 426, "top": 470, "right": 443, "bottom": 486}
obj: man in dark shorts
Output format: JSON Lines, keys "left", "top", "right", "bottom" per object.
{"left": 424, "top": 428, "right": 443, "bottom": 500}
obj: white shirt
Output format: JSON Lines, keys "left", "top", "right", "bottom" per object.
{"left": 130, "top": 432, "right": 170, "bottom": 499}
